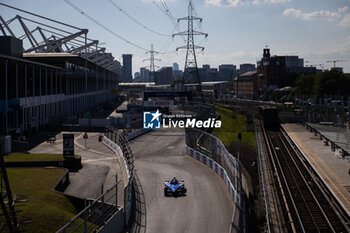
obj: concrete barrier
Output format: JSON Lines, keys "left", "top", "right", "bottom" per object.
{"left": 101, "top": 135, "right": 134, "bottom": 231}
{"left": 185, "top": 145, "right": 240, "bottom": 208}
{"left": 54, "top": 170, "right": 70, "bottom": 192}
{"left": 102, "top": 136, "right": 129, "bottom": 185}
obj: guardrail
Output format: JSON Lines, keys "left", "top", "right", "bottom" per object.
{"left": 56, "top": 129, "right": 135, "bottom": 233}
{"left": 56, "top": 183, "right": 120, "bottom": 233}
{"left": 103, "top": 129, "right": 135, "bottom": 227}
{"left": 185, "top": 128, "right": 242, "bottom": 233}
{"left": 304, "top": 123, "right": 349, "bottom": 157}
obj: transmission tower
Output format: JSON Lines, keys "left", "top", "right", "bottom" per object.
{"left": 143, "top": 44, "right": 161, "bottom": 82}
{"left": 144, "top": 44, "right": 161, "bottom": 72}
{"left": 173, "top": 0, "right": 208, "bottom": 99}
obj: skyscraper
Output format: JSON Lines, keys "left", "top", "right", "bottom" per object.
{"left": 173, "top": 62, "right": 179, "bottom": 71}
{"left": 122, "top": 54, "right": 132, "bottom": 82}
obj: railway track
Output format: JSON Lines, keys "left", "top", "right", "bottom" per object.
{"left": 263, "top": 125, "right": 349, "bottom": 233}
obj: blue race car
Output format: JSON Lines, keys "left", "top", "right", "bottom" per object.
{"left": 164, "top": 177, "right": 187, "bottom": 197}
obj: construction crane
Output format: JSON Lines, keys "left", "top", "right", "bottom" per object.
{"left": 317, "top": 64, "right": 324, "bottom": 70}
{"left": 326, "top": 60, "right": 346, "bottom": 68}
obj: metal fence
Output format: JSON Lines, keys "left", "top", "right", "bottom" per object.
{"left": 104, "top": 129, "right": 135, "bottom": 226}
{"left": 56, "top": 129, "right": 135, "bottom": 233}
{"left": 175, "top": 101, "right": 216, "bottom": 120}
{"left": 185, "top": 128, "right": 242, "bottom": 232}
{"left": 56, "top": 182, "right": 119, "bottom": 233}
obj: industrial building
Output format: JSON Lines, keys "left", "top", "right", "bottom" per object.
{"left": 185, "top": 81, "right": 232, "bottom": 99}
{"left": 233, "top": 71, "right": 259, "bottom": 99}
{"left": 257, "top": 48, "right": 317, "bottom": 90}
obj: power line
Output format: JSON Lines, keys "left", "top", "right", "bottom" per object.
{"left": 64, "top": 0, "right": 149, "bottom": 51}
{"left": 173, "top": 0, "right": 208, "bottom": 99}
{"left": 157, "top": 27, "right": 178, "bottom": 54}
{"left": 153, "top": 0, "right": 187, "bottom": 43}
{"left": 107, "top": 0, "right": 170, "bottom": 37}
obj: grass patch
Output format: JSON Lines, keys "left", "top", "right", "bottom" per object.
{"left": 4, "top": 153, "right": 79, "bottom": 162}
{"left": 212, "top": 106, "right": 256, "bottom": 148}
{"left": 214, "top": 105, "right": 264, "bottom": 233}
{"left": 4, "top": 167, "right": 78, "bottom": 232}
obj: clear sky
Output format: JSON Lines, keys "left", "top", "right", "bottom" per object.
{"left": 1, "top": 0, "right": 350, "bottom": 74}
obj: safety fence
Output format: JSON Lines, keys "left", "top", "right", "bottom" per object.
{"left": 176, "top": 101, "right": 216, "bottom": 120}
{"left": 185, "top": 128, "right": 242, "bottom": 233}
{"left": 56, "top": 183, "right": 120, "bottom": 233}
{"left": 103, "top": 130, "right": 135, "bottom": 227}
{"left": 56, "top": 130, "right": 134, "bottom": 233}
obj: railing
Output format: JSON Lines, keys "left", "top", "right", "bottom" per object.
{"left": 56, "top": 129, "right": 135, "bottom": 233}
{"left": 303, "top": 122, "right": 349, "bottom": 157}
{"left": 176, "top": 101, "right": 216, "bottom": 120}
{"left": 185, "top": 128, "right": 242, "bottom": 233}
{"left": 104, "top": 129, "right": 135, "bottom": 226}
{"left": 56, "top": 182, "right": 120, "bottom": 233}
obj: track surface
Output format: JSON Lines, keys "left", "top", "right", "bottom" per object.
{"left": 130, "top": 128, "right": 233, "bottom": 233}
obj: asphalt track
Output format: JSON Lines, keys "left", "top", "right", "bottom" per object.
{"left": 130, "top": 128, "right": 233, "bottom": 233}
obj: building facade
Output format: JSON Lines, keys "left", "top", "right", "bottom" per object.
{"left": 155, "top": 67, "right": 173, "bottom": 85}
{"left": 218, "top": 64, "right": 236, "bottom": 81}
{"left": 0, "top": 37, "right": 118, "bottom": 135}
{"left": 122, "top": 54, "right": 132, "bottom": 82}
{"left": 234, "top": 71, "right": 259, "bottom": 99}
{"left": 257, "top": 48, "right": 317, "bottom": 92}
{"left": 257, "top": 48, "right": 286, "bottom": 90}
{"left": 239, "top": 63, "right": 256, "bottom": 74}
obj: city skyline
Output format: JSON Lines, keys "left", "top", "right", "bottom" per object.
{"left": 0, "top": 0, "right": 349, "bottom": 74}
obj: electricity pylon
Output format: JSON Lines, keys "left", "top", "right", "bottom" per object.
{"left": 173, "top": 0, "right": 208, "bottom": 100}
{"left": 143, "top": 44, "right": 161, "bottom": 82}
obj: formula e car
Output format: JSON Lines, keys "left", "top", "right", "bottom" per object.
{"left": 164, "top": 177, "right": 187, "bottom": 197}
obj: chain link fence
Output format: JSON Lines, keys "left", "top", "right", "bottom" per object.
{"left": 185, "top": 127, "right": 242, "bottom": 232}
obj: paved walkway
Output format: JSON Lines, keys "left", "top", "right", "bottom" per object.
{"left": 282, "top": 123, "right": 350, "bottom": 216}
{"left": 307, "top": 123, "right": 350, "bottom": 154}
{"left": 30, "top": 132, "right": 124, "bottom": 205}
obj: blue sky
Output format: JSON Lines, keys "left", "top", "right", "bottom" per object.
{"left": 1, "top": 0, "right": 350, "bottom": 74}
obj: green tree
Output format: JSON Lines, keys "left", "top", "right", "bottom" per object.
{"left": 313, "top": 70, "right": 349, "bottom": 98}
{"left": 294, "top": 70, "right": 350, "bottom": 98}
{"left": 294, "top": 74, "right": 315, "bottom": 96}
